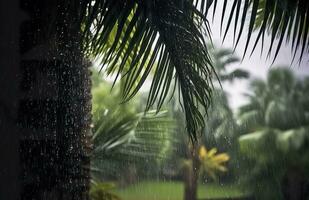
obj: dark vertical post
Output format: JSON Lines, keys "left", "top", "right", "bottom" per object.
{"left": 18, "top": 1, "right": 91, "bottom": 199}
{"left": 0, "top": 0, "right": 21, "bottom": 199}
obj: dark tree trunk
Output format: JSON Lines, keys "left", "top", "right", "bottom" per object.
{"left": 282, "top": 168, "right": 309, "bottom": 200}
{"left": 18, "top": 1, "right": 91, "bottom": 199}
{"left": 184, "top": 145, "right": 200, "bottom": 200}
{"left": 0, "top": 0, "right": 21, "bottom": 199}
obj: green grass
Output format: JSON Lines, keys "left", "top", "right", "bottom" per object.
{"left": 115, "top": 181, "right": 248, "bottom": 200}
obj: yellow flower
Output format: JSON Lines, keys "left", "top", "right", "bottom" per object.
{"left": 198, "top": 145, "right": 230, "bottom": 180}
{"left": 199, "top": 146, "right": 207, "bottom": 160}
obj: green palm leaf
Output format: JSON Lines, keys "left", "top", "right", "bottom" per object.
{"left": 81, "top": 1, "right": 215, "bottom": 139}
{"left": 203, "top": 0, "right": 309, "bottom": 62}
{"left": 81, "top": 0, "right": 309, "bottom": 140}
{"left": 91, "top": 109, "right": 175, "bottom": 179}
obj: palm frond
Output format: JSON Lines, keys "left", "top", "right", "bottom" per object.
{"left": 202, "top": 0, "right": 309, "bottom": 63}
{"left": 91, "top": 109, "right": 175, "bottom": 179}
{"left": 92, "top": 109, "right": 174, "bottom": 159}
{"left": 81, "top": 0, "right": 215, "bottom": 140}
{"left": 92, "top": 109, "right": 137, "bottom": 156}
{"left": 118, "top": 110, "right": 176, "bottom": 161}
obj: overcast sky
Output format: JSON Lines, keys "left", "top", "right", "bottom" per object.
{"left": 208, "top": 2, "right": 309, "bottom": 110}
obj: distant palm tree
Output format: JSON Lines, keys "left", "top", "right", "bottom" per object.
{"left": 238, "top": 68, "right": 309, "bottom": 200}
{"left": 208, "top": 44, "right": 249, "bottom": 82}
{"left": 168, "top": 45, "right": 247, "bottom": 200}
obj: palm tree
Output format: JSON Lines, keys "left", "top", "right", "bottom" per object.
{"left": 208, "top": 44, "right": 249, "bottom": 82}
{"left": 16, "top": 1, "right": 211, "bottom": 199}
{"left": 17, "top": 1, "right": 217, "bottom": 196}
{"left": 167, "top": 45, "right": 246, "bottom": 200}
{"left": 1, "top": 0, "right": 309, "bottom": 199}
{"left": 238, "top": 68, "right": 309, "bottom": 200}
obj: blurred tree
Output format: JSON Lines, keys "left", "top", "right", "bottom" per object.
{"left": 204, "top": 43, "right": 248, "bottom": 147}
{"left": 203, "top": 45, "right": 249, "bottom": 183}
{"left": 238, "top": 68, "right": 309, "bottom": 200}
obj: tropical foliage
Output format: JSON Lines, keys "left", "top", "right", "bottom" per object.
{"left": 82, "top": 0, "right": 215, "bottom": 138}
{"left": 91, "top": 70, "right": 175, "bottom": 183}
{"left": 238, "top": 68, "right": 309, "bottom": 199}
{"left": 77, "top": 0, "right": 309, "bottom": 139}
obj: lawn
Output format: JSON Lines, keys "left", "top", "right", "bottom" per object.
{"left": 115, "top": 181, "right": 248, "bottom": 200}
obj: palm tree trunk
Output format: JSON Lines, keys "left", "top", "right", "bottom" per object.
{"left": 19, "top": 1, "right": 91, "bottom": 199}
{"left": 183, "top": 165, "right": 198, "bottom": 200}
{"left": 282, "top": 168, "right": 308, "bottom": 200}
{"left": 184, "top": 145, "right": 200, "bottom": 200}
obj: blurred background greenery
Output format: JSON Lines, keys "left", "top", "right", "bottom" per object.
{"left": 89, "top": 41, "right": 309, "bottom": 200}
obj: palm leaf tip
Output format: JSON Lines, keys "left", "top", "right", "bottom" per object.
{"left": 204, "top": 0, "right": 309, "bottom": 63}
